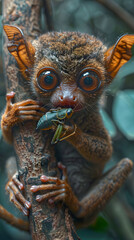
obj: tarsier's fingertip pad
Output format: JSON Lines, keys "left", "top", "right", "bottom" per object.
{"left": 6, "top": 91, "right": 15, "bottom": 99}
{"left": 58, "top": 162, "right": 66, "bottom": 170}
{"left": 40, "top": 175, "right": 48, "bottom": 182}
{"left": 36, "top": 195, "right": 42, "bottom": 202}
{"left": 30, "top": 186, "right": 38, "bottom": 192}
{"left": 19, "top": 183, "right": 24, "bottom": 190}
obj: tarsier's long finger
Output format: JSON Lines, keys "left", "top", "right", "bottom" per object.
{"left": 18, "top": 110, "right": 43, "bottom": 117}
{"left": 40, "top": 175, "right": 62, "bottom": 185}
{"left": 16, "top": 99, "right": 39, "bottom": 107}
{"left": 8, "top": 188, "right": 29, "bottom": 216}
{"left": 36, "top": 189, "right": 66, "bottom": 203}
{"left": 19, "top": 115, "right": 40, "bottom": 121}
{"left": 8, "top": 182, "right": 31, "bottom": 209}
{"left": 49, "top": 193, "right": 66, "bottom": 204}
{"left": 30, "top": 183, "right": 65, "bottom": 193}
{"left": 12, "top": 173, "right": 24, "bottom": 190}
{"left": 18, "top": 105, "right": 46, "bottom": 112}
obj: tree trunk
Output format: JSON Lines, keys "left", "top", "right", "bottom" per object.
{"left": 2, "top": 0, "right": 79, "bottom": 239}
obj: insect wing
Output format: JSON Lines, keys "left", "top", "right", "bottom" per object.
{"left": 37, "top": 115, "right": 47, "bottom": 130}
{"left": 37, "top": 111, "right": 57, "bottom": 130}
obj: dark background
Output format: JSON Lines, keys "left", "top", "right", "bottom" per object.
{"left": 0, "top": 0, "right": 134, "bottom": 239}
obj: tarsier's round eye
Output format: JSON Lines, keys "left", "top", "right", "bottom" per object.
{"left": 36, "top": 67, "right": 59, "bottom": 91}
{"left": 77, "top": 68, "right": 101, "bottom": 92}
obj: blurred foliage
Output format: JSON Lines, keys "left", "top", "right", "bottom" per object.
{"left": 0, "top": 0, "right": 134, "bottom": 240}
{"left": 113, "top": 90, "right": 134, "bottom": 140}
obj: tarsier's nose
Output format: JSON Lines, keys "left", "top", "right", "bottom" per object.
{"left": 58, "top": 94, "right": 77, "bottom": 108}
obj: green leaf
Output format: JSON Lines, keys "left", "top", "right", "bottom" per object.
{"left": 100, "top": 109, "right": 117, "bottom": 138}
{"left": 113, "top": 90, "right": 134, "bottom": 140}
{"left": 90, "top": 215, "right": 109, "bottom": 232}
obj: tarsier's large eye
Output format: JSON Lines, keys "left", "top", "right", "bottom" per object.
{"left": 77, "top": 68, "right": 101, "bottom": 92}
{"left": 36, "top": 67, "right": 59, "bottom": 91}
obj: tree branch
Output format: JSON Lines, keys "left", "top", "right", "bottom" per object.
{"left": 96, "top": 0, "right": 134, "bottom": 31}
{"left": 43, "top": 0, "right": 55, "bottom": 31}
{"left": 2, "top": 0, "right": 78, "bottom": 239}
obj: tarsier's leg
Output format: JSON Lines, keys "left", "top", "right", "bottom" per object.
{"left": 1, "top": 91, "right": 45, "bottom": 144}
{"left": 30, "top": 158, "right": 132, "bottom": 225}
{"left": 74, "top": 158, "right": 133, "bottom": 226}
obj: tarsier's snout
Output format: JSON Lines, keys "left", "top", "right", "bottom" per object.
{"left": 51, "top": 88, "right": 84, "bottom": 111}
{"left": 55, "top": 95, "right": 83, "bottom": 111}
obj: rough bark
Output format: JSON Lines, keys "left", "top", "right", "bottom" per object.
{"left": 2, "top": 0, "right": 79, "bottom": 239}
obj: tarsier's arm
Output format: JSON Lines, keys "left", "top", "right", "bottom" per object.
{"left": 66, "top": 121, "right": 112, "bottom": 164}
{"left": 2, "top": 25, "right": 133, "bottom": 223}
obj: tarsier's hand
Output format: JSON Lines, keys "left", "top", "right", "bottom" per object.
{"left": 6, "top": 172, "right": 31, "bottom": 216}
{"left": 30, "top": 163, "right": 80, "bottom": 215}
{"left": 1, "top": 91, "right": 46, "bottom": 143}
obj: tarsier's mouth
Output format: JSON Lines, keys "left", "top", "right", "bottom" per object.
{"left": 51, "top": 100, "right": 83, "bottom": 112}
{"left": 53, "top": 104, "right": 83, "bottom": 112}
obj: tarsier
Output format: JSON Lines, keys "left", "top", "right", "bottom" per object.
{"left": 1, "top": 25, "right": 134, "bottom": 227}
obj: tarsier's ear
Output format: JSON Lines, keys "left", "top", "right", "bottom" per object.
{"left": 105, "top": 34, "right": 134, "bottom": 78}
{"left": 3, "top": 25, "right": 35, "bottom": 79}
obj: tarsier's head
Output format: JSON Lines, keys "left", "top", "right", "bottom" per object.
{"left": 4, "top": 25, "right": 134, "bottom": 112}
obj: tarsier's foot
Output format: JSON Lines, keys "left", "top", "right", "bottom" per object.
{"left": 30, "top": 162, "right": 80, "bottom": 215}
{"left": 6, "top": 172, "right": 31, "bottom": 216}
{"left": 1, "top": 91, "right": 46, "bottom": 143}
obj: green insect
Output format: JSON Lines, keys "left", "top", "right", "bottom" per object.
{"left": 36, "top": 108, "right": 76, "bottom": 144}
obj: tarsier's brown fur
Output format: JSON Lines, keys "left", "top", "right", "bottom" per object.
{"left": 1, "top": 26, "right": 133, "bottom": 227}
{"left": 31, "top": 32, "right": 112, "bottom": 198}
